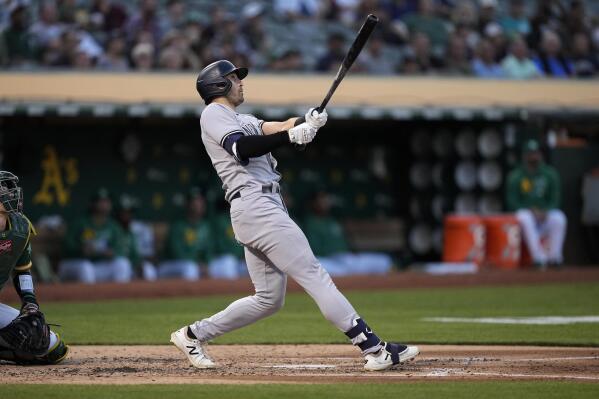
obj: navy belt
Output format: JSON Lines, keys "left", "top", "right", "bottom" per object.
{"left": 231, "top": 184, "right": 280, "bottom": 202}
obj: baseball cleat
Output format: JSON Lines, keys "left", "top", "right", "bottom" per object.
{"left": 170, "top": 327, "right": 216, "bottom": 369}
{"left": 364, "top": 342, "right": 419, "bottom": 371}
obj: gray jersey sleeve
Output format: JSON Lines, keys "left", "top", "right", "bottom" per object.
{"left": 201, "top": 104, "right": 245, "bottom": 147}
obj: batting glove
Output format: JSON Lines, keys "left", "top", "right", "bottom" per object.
{"left": 305, "top": 108, "right": 328, "bottom": 129}
{"left": 288, "top": 123, "right": 317, "bottom": 145}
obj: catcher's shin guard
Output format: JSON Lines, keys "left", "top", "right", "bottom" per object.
{"left": 0, "top": 333, "right": 69, "bottom": 365}
{"left": 35, "top": 333, "right": 70, "bottom": 365}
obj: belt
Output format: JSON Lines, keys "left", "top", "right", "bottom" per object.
{"left": 230, "top": 184, "right": 280, "bottom": 201}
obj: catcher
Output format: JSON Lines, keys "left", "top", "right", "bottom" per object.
{"left": 0, "top": 171, "right": 69, "bottom": 364}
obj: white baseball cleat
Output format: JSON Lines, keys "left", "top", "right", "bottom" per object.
{"left": 170, "top": 327, "right": 216, "bottom": 369}
{"left": 364, "top": 342, "right": 419, "bottom": 371}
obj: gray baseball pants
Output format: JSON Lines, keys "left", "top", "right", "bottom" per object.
{"left": 190, "top": 185, "right": 359, "bottom": 341}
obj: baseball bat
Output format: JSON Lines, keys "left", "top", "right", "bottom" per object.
{"left": 297, "top": 14, "right": 379, "bottom": 150}
{"left": 317, "top": 14, "right": 379, "bottom": 112}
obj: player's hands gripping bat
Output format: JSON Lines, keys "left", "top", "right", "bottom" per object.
{"left": 296, "top": 14, "right": 379, "bottom": 150}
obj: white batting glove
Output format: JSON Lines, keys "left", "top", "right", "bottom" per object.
{"left": 288, "top": 122, "right": 317, "bottom": 145}
{"left": 305, "top": 108, "right": 328, "bottom": 129}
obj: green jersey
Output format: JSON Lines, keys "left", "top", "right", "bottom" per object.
{"left": 118, "top": 227, "right": 142, "bottom": 267}
{"left": 0, "top": 213, "right": 35, "bottom": 301}
{"left": 64, "top": 217, "right": 125, "bottom": 260}
{"left": 213, "top": 214, "right": 243, "bottom": 258}
{"left": 505, "top": 163, "right": 561, "bottom": 211}
{"left": 303, "top": 215, "right": 349, "bottom": 257}
{"left": 164, "top": 219, "right": 214, "bottom": 263}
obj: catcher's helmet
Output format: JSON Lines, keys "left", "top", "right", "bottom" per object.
{"left": 196, "top": 60, "right": 248, "bottom": 105}
{"left": 0, "top": 171, "right": 23, "bottom": 213}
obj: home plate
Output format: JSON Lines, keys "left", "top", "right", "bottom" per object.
{"left": 264, "top": 364, "right": 337, "bottom": 369}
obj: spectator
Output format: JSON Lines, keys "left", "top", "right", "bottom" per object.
{"left": 472, "top": 38, "right": 504, "bottom": 78}
{"left": 70, "top": 47, "right": 94, "bottom": 69}
{"left": 477, "top": 0, "right": 499, "bottom": 36}
{"left": 158, "top": 45, "right": 183, "bottom": 70}
{"left": 115, "top": 196, "right": 157, "bottom": 281}
{"left": 316, "top": 32, "right": 346, "bottom": 72}
{"left": 359, "top": 34, "right": 397, "bottom": 74}
{"left": 402, "top": 0, "right": 449, "bottom": 49}
{"left": 269, "top": 49, "right": 305, "bottom": 72}
{"left": 563, "top": 0, "right": 590, "bottom": 42}
{"left": 442, "top": 33, "right": 472, "bottom": 76}
{"left": 39, "top": 35, "right": 63, "bottom": 66}
{"left": 130, "top": 42, "right": 154, "bottom": 71}
{"left": 57, "top": 0, "right": 85, "bottom": 25}
{"left": 157, "top": 187, "right": 213, "bottom": 280}
{"left": 501, "top": 36, "right": 542, "bottom": 79}
{"left": 181, "top": 15, "right": 204, "bottom": 57}
{"left": 126, "top": 0, "right": 162, "bottom": 48}
{"left": 96, "top": 34, "right": 128, "bottom": 70}
{"left": 211, "top": 17, "right": 251, "bottom": 60}
{"left": 160, "top": 29, "right": 200, "bottom": 70}
{"left": 241, "top": 2, "right": 272, "bottom": 65}
{"left": 484, "top": 22, "right": 508, "bottom": 61}
{"left": 89, "top": 0, "right": 129, "bottom": 35}
{"left": 201, "top": 5, "right": 226, "bottom": 43}
{"left": 303, "top": 190, "right": 392, "bottom": 276}
{"left": 499, "top": 0, "right": 531, "bottom": 39}
{"left": 159, "top": 0, "right": 186, "bottom": 33}
{"left": 400, "top": 31, "right": 443, "bottom": 74}
{"left": 58, "top": 188, "right": 133, "bottom": 283}
{"left": 0, "top": 2, "right": 34, "bottom": 67}
{"left": 450, "top": 1, "right": 480, "bottom": 49}
{"left": 274, "top": 0, "right": 321, "bottom": 21}
{"left": 533, "top": 30, "right": 573, "bottom": 78}
{"left": 529, "top": 1, "right": 566, "bottom": 52}
{"left": 30, "top": 1, "right": 65, "bottom": 50}
{"left": 505, "top": 139, "right": 567, "bottom": 268}
{"left": 570, "top": 32, "right": 598, "bottom": 77}
{"left": 209, "top": 199, "right": 246, "bottom": 279}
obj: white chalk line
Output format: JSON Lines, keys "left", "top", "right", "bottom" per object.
{"left": 424, "top": 316, "right": 599, "bottom": 325}
{"left": 466, "top": 372, "right": 599, "bottom": 381}
{"left": 418, "top": 355, "right": 599, "bottom": 363}
{"left": 278, "top": 371, "right": 599, "bottom": 381}
{"left": 263, "top": 364, "right": 337, "bottom": 369}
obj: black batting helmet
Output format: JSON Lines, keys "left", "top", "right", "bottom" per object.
{"left": 196, "top": 60, "right": 248, "bottom": 105}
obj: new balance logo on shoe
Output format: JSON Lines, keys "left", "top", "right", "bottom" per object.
{"left": 187, "top": 345, "right": 199, "bottom": 355}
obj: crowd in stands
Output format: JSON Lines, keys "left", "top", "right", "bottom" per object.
{"left": 42, "top": 186, "right": 391, "bottom": 284}
{"left": 1, "top": 0, "right": 598, "bottom": 78}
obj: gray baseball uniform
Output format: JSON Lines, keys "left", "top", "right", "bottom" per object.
{"left": 190, "top": 103, "right": 360, "bottom": 341}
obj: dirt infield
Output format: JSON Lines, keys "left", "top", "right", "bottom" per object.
{"left": 2, "top": 267, "right": 599, "bottom": 303}
{"left": 1, "top": 345, "right": 598, "bottom": 384}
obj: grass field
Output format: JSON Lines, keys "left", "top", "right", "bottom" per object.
{"left": 5, "top": 282, "right": 598, "bottom": 398}
{"left": 39, "top": 282, "right": 599, "bottom": 346}
{"left": 3, "top": 382, "right": 599, "bottom": 399}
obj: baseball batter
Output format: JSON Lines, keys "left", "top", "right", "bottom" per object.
{"left": 170, "top": 60, "right": 419, "bottom": 371}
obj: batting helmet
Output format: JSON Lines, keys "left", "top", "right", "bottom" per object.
{"left": 196, "top": 60, "right": 248, "bottom": 105}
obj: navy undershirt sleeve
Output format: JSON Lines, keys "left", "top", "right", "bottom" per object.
{"left": 223, "top": 132, "right": 290, "bottom": 164}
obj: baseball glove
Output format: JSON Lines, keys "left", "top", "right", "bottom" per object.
{"left": 0, "top": 304, "right": 50, "bottom": 356}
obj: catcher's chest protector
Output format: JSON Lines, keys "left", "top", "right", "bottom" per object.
{"left": 0, "top": 213, "right": 30, "bottom": 289}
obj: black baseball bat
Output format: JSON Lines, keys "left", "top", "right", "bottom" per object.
{"left": 297, "top": 14, "right": 379, "bottom": 150}
{"left": 317, "top": 14, "right": 379, "bottom": 112}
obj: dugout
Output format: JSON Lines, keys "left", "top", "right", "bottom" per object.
{"left": 0, "top": 73, "right": 598, "bottom": 266}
